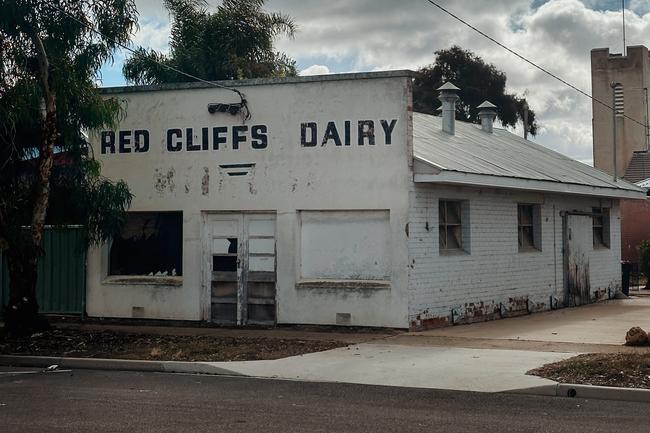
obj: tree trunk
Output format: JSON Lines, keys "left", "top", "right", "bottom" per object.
{"left": 3, "top": 26, "right": 56, "bottom": 334}
{"left": 3, "top": 248, "right": 47, "bottom": 335}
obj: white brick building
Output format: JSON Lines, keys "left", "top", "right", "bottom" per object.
{"left": 87, "top": 71, "right": 644, "bottom": 330}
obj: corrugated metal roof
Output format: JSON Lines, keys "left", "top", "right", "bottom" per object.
{"left": 635, "top": 178, "right": 650, "bottom": 188}
{"left": 624, "top": 151, "right": 650, "bottom": 183}
{"left": 413, "top": 112, "right": 643, "bottom": 194}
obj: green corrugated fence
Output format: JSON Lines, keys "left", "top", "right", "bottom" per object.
{"left": 1, "top": 226, "right": 85, "bottom": 315}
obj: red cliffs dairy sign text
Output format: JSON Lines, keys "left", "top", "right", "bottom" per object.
{"left": 99, "top": 119, "right": 398, "bottom": 154}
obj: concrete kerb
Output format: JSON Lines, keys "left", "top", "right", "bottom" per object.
{"left": 4, "top": 354, "right": 650, "bottom": 403}
{"left": 0, "top": 355, "right": 243, "bottom": 376}
{"left": 508, "top": 383, "right": 650, "bottom": 403}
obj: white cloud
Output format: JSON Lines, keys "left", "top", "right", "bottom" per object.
{"left": 128, "top": 0, "right": 650, "bottom": 164}
{"left": 270, "top": 0, "right": 650, "bottom": 164}
{"left": 299, "top": 64, "right": 331, "bottom": 76}
{"left": 133, "top": 19, "right": 171, "bottom": 53}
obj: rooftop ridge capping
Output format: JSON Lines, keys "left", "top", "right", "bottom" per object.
{"left": 100, "top": 70, "right": 416, "bottom": 94}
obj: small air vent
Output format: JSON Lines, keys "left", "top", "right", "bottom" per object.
{"left": 132, "top": 306, "right": 144, "bottom": 318}
{"left": 336, "top": 312, "right": 351, "bottom": 325}
{"left": 614, "top": 84, "right": 624, "bottom": 117}
{"left": 218, "top": 163, "right": 255, "bottom": 177}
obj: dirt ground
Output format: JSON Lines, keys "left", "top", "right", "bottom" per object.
{"left": 0, "top": 328, "right": 347, "bottom": 362}
{"left": 528, "top": 352, "right": 650, "bottom": 389}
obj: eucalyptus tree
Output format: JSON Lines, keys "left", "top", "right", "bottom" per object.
{"left": 123, "top": 0, "right": 297, "bottom": 84}
{"left": 413, "top": 46, "right": 537, "bottom": 136}
{"left": 0, "top": 0, "right": 136, "bottom": 334}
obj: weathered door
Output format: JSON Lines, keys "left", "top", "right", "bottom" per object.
{"left": 208, "top": 214, "right": 276, "bottom": 325}
{"left": 563, "top": 214, "right": 592, "bottom": 307}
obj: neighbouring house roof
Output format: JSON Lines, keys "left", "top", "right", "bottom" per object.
{"left": 413, "top": 112, "right": 645, "bottom": 199}
{"left": 635, "top": 178, "right": 650, "bottom": 189}
{"left": 624, "top": 151, "right": 650, "bottom": 183}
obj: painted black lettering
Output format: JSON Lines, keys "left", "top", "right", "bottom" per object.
{"left": 167, "top": 128, "right": 182, "bottom": 152}
{"left": 321, "top": 121, "right": 342, "bottom": 146}
{"left": 119, "top": 130, "right": 132, "bottom": 153}
{"left": 232, "top": 125, "right": 248, "bottom": 150}
{"left": 251, "top": 125, "right": 268, "bottom": 149}
{"left": 134, "top": 130, "right": 149, "bottom": 153}
{"left": 380, "top": 119, "right": 398, "bottom": 145}
{"left": 201, "top": 127, "right": 209, "bottom": 151}
{"left": 186, "top": 128, "right": 200, "bottom": 151}
{"left": 212, "top": 126, "right": 227, "bottom": 150}
{"left": 344, "top": 121, "right": 351, "bottom": 146}
{"left": 358, "top": 120, "right": 375, "bottom": 145}
{"left": 100, "top": 131, "right": 115, "bottom": 154}
{"left": 301, "top": 122, "right": 317, "bottom": 147}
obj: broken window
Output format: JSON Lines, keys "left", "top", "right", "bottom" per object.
{"left": 109, "top": 212, "right": 183, "bottom": 276}
{"left": 439, "top": 200, "right": 464, "bottom": 252}
{"left": 212, "top": 238, "right": 238, "bottom": 272}
{"left": 593, "top": 207, "right": 610, "bottom": 249}
{"left": 518, "top": 204, "right": 541, "bottom": 251}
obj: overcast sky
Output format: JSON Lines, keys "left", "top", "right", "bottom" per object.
{"left": 99, "top": 0, "right": 650, "bottom": 165}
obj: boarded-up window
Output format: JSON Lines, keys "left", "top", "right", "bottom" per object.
{"left": 300, "top": 210, "right": 390, "bottom": 280}
{"left": 439, "top": 200, "right": 464, "bottom": 251}
{"left": 593, "top": 207, "right": 610, "bottom": 249}
{"left": 518, "top": 204, "right": 542, "bottom": 251}
{"left": 109, "top": 212, "right": 183, "bottom": 276}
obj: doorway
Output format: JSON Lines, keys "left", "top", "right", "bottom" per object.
{"left": 562, "top": 212, "right": 592, "bottom": 307}
{"left": 207, "top": 213, "right": 277, "bottom": 325}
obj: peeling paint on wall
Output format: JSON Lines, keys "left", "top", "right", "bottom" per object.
{"left": 201, "top": 167, "right": 209, "bottom": 195}
{"left": 153, "top": 167, "right": 176, "bottom": 194}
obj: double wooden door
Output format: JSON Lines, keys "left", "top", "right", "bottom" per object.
{"left": 208, "top": 213, "right": 276, "bottom": 325}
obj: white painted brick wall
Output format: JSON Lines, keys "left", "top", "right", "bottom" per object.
{"left": 407, "top": 183, "right": 621, "bottom": 328}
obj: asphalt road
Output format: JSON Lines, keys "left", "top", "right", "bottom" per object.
{"left": 0, "top": 366, "right": 647, "bottom": 433}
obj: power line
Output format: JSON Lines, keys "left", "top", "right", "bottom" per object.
{"left": 424, "top": 0, "right": 648, "bottom": 130}
{"left": 47, "top": 2, "right": 250, "bottom": 118}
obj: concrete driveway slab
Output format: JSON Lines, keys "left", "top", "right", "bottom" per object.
{"left": 209, "top": 343, "right": 574, "bottom": 392}
{"left": 412, "top": 298, "right": 650, "bottom": 346}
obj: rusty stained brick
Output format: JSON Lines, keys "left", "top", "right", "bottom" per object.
{"left": 455, "top": 301, "right": 501, "bottom": 325}
{"left": 410, "top": 296, "right": 550, "bottom": 331}
{"left": 410, "top": 313, "right": 449, "bottom": 331}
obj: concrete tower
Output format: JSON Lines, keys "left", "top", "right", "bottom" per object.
{"left": 591, "top": 45, "right": 650, "bottom": 178}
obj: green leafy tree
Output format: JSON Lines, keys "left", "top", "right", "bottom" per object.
{"left": 123, "top": 0, "right": 297, "bottom": 84}
{"left": 413, "top": 46, "right": 537, "bottom": 136}
{"left": 0, "top": 0, "right": 136, "bottom": 334}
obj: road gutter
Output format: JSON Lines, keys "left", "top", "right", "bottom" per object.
{"left": 508, "top": 383, "right": 650, "bottom": 403}
{"left": 0, "top": 355, "right": 243, "bottom": 376}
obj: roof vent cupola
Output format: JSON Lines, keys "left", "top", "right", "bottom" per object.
{"left": 477, "top": 100, "right": 497, "bottom": 134}
{"left": 437, "top": 82, "right": 460, "bottom": 135}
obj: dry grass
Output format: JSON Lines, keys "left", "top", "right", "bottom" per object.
{"left": 0, "top": 328, "right": 347, "bottom": 362}
{"left": 529, "top": 352, "right": 650, "bottom": 389}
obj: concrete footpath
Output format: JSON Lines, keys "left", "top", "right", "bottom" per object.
{"left": 205, "top": 343, "right": 571, "bottom": 393}
{"left": 0, "top": 343, "right": 569, "bottom": 393}
{"left": 4, "top": 298, "right": 650, "bottom": 401}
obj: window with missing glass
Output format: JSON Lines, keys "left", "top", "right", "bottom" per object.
{"left": 518, "top": 204, "right": 534, "bottom": 250}
{"left": 592, "top": 207, "right": 610, "bottom": 249}
{"left": 439, "top": 200, "right": 464, "bottom": 251}
{"left": 109, "top": 212, "right": 183, "bottom": 276}
{"left": 518, "top": 204, "right": 541, "bottom": 251}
